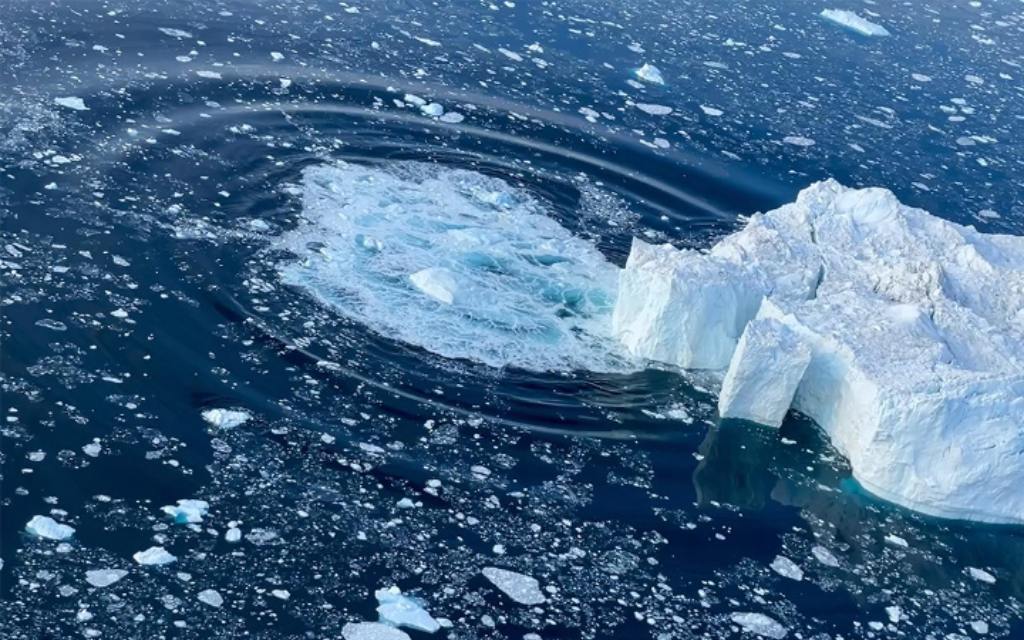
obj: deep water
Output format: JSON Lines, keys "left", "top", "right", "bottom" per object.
{"left": 2, "top": 0, "right": 1024, "bottom": 638}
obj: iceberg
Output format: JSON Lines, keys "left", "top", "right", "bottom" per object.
{"left": 481, "top": 567, "right": 546, "bottom": 605}
{"left": 613, "top": 180, "right": 1024, "bottom": 524}
{"left": 133, "top": 546, "right": 177, "bottom": 566}
{"left": 85, "top": 569, "right": 128, "bottom": 588}
{"left": 820, "top": 9, "right": 891, "bottom": 37}
{"left": 161, "top": 499, "right": 210, "bottom": 524}
{"left": 201, "top": 408, "right": 251, "bottom": 429}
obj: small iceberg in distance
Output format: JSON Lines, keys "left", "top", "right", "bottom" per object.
{"left": 613, "top": 179, "right": 1024, "bottom": 524}
{"left": 820, "top": 9, "right": 891, "bottom": 37}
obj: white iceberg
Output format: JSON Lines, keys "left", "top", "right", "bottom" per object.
{"left": 613, "top": 180, "right": 1024, "bottom": 524}
{"left": 85, "top": 569, "right": 128, "bottom": 588}
{"left": 730, "top": 612, "right": 788, "bottom": 639}
{"left": 342, "top": 622, "right": 411, "bottom": 640}
{"left": 375, "top": 586, "right": 440, "bottom": 633}
{"left": 634, "top": 63, "right": 665, "bottom": 85}
{"left": 26, "top": 515, "right": 75, "bottom": 541}
{"left": 820, "top": 9, "right": 890, "bottom": 37}
{"left": 201, "top": 408, "right": 250, "bottom": 429}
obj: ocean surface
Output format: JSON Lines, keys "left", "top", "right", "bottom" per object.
{"left": 2, "top": 0, "right": 1023, "bottom": 638}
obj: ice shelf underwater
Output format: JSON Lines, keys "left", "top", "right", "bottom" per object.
{"left": 613, "top": 179, "right": 1024, "bottom": 524}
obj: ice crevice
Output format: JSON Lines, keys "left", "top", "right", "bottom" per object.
{"left": 612, "top": 179, "right": 1024, "bottom": 524}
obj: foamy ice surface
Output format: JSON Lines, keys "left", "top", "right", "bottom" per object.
{"left": 275, "top": 161, "right": 632, "bottom": 372}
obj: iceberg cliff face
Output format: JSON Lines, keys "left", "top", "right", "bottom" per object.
{"left": 614, "top": 180, "right": 1024, "bottom": 524}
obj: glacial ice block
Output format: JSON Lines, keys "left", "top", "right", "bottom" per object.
{"left": 613, "top": 179, "right": 1024, "bottom": 524}
{"left": 718, "top": 305, "right": 811, "bottom": 427}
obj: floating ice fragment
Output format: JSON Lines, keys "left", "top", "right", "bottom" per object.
{"left": 82, "top": 442, "right": 101, "bottom": 457}
{"left": 820, "top": 9, "right": 890, "bottom": 37}
{"left": 26, "top": 515, "right": 75, "bottom": 541}
{"left": 967, "top": 567, "right": 996, "bottom": 584}
{"left": 201, "top": 408, "right": 251, "bottom": 429}
{"left": 635, "top": 103, "right": 672, "bottom": 116}
{"left": 225, "top": 527, "right": 242, "bottom": 542}
{"left": 162, "top": 499, "right": 210, "bottom": 524}
{"left": 54, "top": 97, "right": 89, "bottom": 111}
{"left": 700, "top": 105, "right": 723, "bottom": 116}
{"left": 769, "top": 555, "right": 804, "bottom": 581}
{"left": 438, "top": 112, "right": 465, "bottom": 124}
{"left": 811, "top": 545, "right": 840, "bottom": 567}
{"left": 375, "top": 586, "right": 441, "bottom": 633}
{"left": 133, "top": 546, "right": 176, "bottom": 566}
{"left": 85, "top": 569, "right": 128, "bottom": 588}
{"left": 158, "top": 27, "right": 193, "bottom": 38}
{"left": 342, "top": 622, "right": 411, "bottom": 640}
{"left": 420, "top": 103, "right": 444, "bottom": 117}
{"left": 197, "top": 589, "right": 224, "bottom": 607}
{"left": 35, "top": 318, "right": 67, "bottom": 331}
{"left": 482, "top": 567, "right": 546, "bottom": 605}
{"left": 196, "top": 70, "right": 222, "bottom": 79}
{"left": 782, "top": 136, "right": 815, "bottom": 147}
{"left": 634, "top": 63, "right": 665, "bottom": 85}
{"left": 730, "top": 612, "right": 788, "bottom": 638}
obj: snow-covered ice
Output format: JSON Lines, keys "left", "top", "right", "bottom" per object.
{"left": 374, "top": 586, "right": 441, "bottom": 633}
{"left": 613, "top": 180, "right": 1024, "bottom": 524}
{"left": 820, "top": 9, "right": 891, "bottom": 37}
{"left": 481, "top": 567, "right": 546, "bottom": 605}
{"left": 25, "top": 515, "right": 75, "bottom": 541}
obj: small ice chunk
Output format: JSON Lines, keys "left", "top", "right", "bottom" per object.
{"left": 197, "top": 589, "right": 224, "bottom": 607}
{"left": 158, "top": 27, "right": 193, "bottom": 38}
{"left": 133, "top": 546, "right": 177, "bottom": 566}
{"left": 700, "top": 105, "right": 724, "bottom": 117}
{"left": 201, "top": 408, "right": 251, "bottom": 429}
{"left": 634, "top": 63, "right": 665, "bottom": 85}
{"left": 820, "top": 9, "right": 891, "bottom": 37}
{"left": 730, "top": 612, "right": 789, "bottom": 639}
{"left": 54, "top": 97, "right": 89, "bottom": 111}
{"left": 782, "top": 136, "right": 815, "bottom": 147}
{"left": 342, "top": 622, "right": 411, "bottom": 640}
{"left": 967, "top": 567, "right": 996, "bottom": 584}
{"left": 375, "top": 586, "right": 441, "bottom": 633}
{"left": 481, "top": 567, "right": 546, "bottom": 605}
{"left": 769, "top": 555, "right": 804, "bottom": 581}
{"left": 811, "top": 545, "right": 840, "bottom": 567}
{"left": 85, "top": 569, "right": 128, "bottom": 588}
{"left": 719, "top": 311, "right": 812, "bottom": 427}
{"left": 420, "top": 103, "right": 444, "bottom": 117}
{"left": 225, "top": 527, "right": 242, "bottom": 542}
{"left": 161, "top": 499, "right": 210, "bottom": 524}
{"left": 409, "top": 268, "right": 458, "bottom": 305}
{"left": 26, "top": 515, "right": 75, "bottom": 541}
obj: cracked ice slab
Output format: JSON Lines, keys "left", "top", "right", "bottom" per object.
{"left": 614, "top": 179, "right": 1024, "bottom": 524}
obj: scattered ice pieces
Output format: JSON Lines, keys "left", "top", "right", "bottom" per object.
{"left": 201, "top": 408, "right": 251, "bottom": 429}
{"left": 133, "top": 546, "right": 177, "bottom": 566}
{"left": 26, "top": 515, "right": 75, "bottom": 541}
{"left": 85, "top": 569, "right": 128, "bottom": 588}
{"left": 54, "top": 97, "right": 89, "bottom": 111}
{"left": 375, "top": 586, "right": 441, "bottom": 633}
{"left": 769, "top": 555, "right": 804, "bottom": 581}
{"left": 481, "top": 567, "right": 546, "bottom": 605}
{"left": 161, "top": 499, "right": 210, "bottom": 524}
{"left": 820, "top": 9, "right": 891, "bottom": 37}
{"left": 342, "top": 622, "right": 411, "bottom": 640}
{"left": 730, "top": 612, "right": 789, "bottom": 639}
{"left": 634, "top": 63, "right": 665, "bottom": 85}
{"left": 197, "top": 589, "right": 224, "bottom": 607}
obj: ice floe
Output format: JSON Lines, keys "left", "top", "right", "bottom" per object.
{"left": 820, "top": 9, "right": 890, "bottom": 37}
{"left": 613, "top": 180, "right": 1024, "bottom": 524}
{"left": 161, "top": 499, "right": 210, "bottom": 524}
{"left": 375, "top": 586, "right": 441, "bottom": 633}
{"left": 342, "top": 622, "right": 411, "bottom": 640}
{"left": 25, "top": 515, "right": 75, "bottom": 541}
{"left": 201, "top": 408, "right": 251, "bottom": 429}
{"left": 634, "top": 63, "right": 665, "bottom": 85}
{"left": 85, "top": 569, "right": 128, "bottom": 588}
{"left": 54, "top": 97, "right": 88, "bottom": 111}
{"left": 730, "top": 612, "right": 788, "bottom": 638}
{"left": 133, "top": 546, "right": 177, "bottom": 566}
{"left": 481, "top": 567, "right": 546, "bottom": 605}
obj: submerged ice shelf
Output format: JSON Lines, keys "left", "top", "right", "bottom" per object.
{"left": 614, "top": 180, "right": 1024, "bottom": 524}
{"left": 276, "top": 161, "right": 628, "bottom": 372}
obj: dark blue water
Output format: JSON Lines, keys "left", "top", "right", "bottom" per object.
{"left": 2, "top": 0, "right": 1023, "bottom": 638}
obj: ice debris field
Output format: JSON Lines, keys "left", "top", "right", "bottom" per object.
{"left": 614, "top": 179, "right": 1024, "bottom": 524}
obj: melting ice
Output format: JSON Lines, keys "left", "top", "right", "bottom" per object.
{"left": 276, "top": 162, "right": 628, "bottom": 372}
